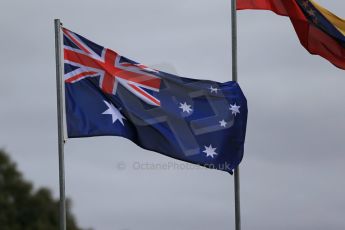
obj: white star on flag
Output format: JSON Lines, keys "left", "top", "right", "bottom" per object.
{"left": 102, "top": 100, "right": 126, "bottom": 125}
{"left": 229, "top": 103, "right": 240, "bottom": 116}
{"left": 179, "top": 102, "right": 193, "bottom": 114}
{"left": 210, "top": 86, "right": 219, "bottom": 93}
{"left": 219, "top": 120, "right": 227, "bottom": 127}
{"left": 203, "top": 144, "right": 218, "bottom": 158}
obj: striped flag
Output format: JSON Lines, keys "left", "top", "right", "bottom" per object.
{"left": 237, "top": 0, "right": 345, "bottom": 70}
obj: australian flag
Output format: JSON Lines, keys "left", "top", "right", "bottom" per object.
{"left": 63, "top": 28, "right": 248, "bottom": 173}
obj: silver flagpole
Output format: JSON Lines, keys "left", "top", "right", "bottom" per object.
{"left": 54, "top": 19, "right": 67, "bottom": 230}
{"left": 231, "top": 1, "right": 241, "bottom": 230}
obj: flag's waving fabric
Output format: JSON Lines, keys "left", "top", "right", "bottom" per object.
{"left": 63, "top": 28, "right": 248, "bottom": 173}
{"left": 237, "top": 0, "right": 345, "bottom": 70}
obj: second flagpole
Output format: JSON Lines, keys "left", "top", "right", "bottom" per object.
{"left": 231, "top": 0, "right": 241, "bottom": 230}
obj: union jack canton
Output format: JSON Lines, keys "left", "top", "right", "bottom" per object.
{"left": 63, "top": 28, "right": 161, "bottom": 106}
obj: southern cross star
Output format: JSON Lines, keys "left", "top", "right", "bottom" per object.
{"left": 102, "top": 100, "right": 126, "bottom": 125}
{"left": 203, "top": 144, "right": 218, "bottom": 158}
{"left": 219, "top": 120, "right": 227, "bottom": 127}
{"left": 210, "top": 86, "right": 219, "bottom": 93}
{"left": 179, "top": 102, "right": 193, "bottom": 114}
{"left": 229, "top": 103, "right": 240, "bottom": 116}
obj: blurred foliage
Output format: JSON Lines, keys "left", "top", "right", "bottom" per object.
{"left": 0, "top": 149, "right": 89, "bottom": 230}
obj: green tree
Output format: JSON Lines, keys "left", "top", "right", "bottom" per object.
{"left": 0, "top": 150, "right": 87, "bottom": 230}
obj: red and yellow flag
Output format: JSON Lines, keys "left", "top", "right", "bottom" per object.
{"left": 237, "top": 0, "right": 345, "bottom": 70}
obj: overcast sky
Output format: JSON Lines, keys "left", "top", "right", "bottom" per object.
{"left": 1, "top": 0, "right": 345, "bottom": 230}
